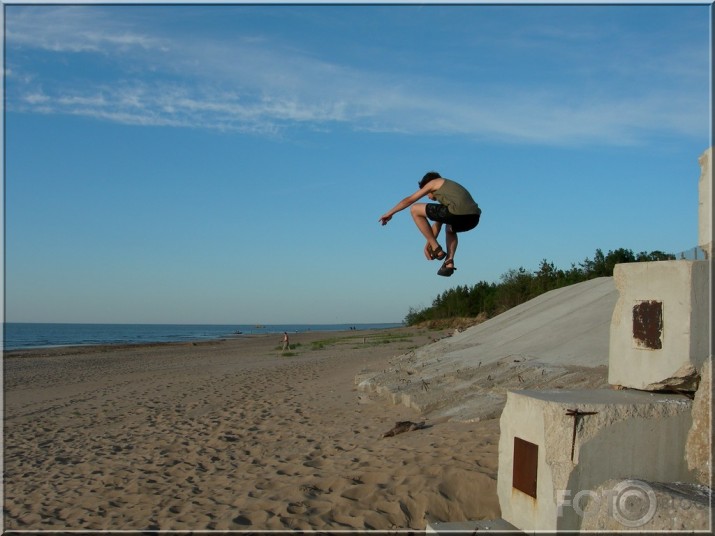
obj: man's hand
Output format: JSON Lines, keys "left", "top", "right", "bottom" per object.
{"left": 379, "top": 214, "right": 392, "bottom": 226}
{"left": 423, "top": 243, "right": 434, "bottom": 260}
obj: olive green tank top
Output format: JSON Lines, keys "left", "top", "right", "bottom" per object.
{"left": 434, "top": 179, "right": 480, "bottom": 216}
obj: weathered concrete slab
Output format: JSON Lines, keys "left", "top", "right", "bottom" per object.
{"left": 609, "top": 260, "right": 710, "bottom": 391}
{"left": 497, "top": 389, "right": 693, "bottom": 531}
{"left": 686, "top": 358, "right": 713, "bottom": 486}
{"left": 357, "top": 277, "right": 616, "bottom": 421}
{"left": 580, "top": 479, "right": 712, "bottom": 531}
{"left": 426, "top": 518, "right": 522, "bottom": 534}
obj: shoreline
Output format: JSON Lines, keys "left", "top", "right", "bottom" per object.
{"left": 4, "top": 325, "right": 501, "bottom": 531}
{"left": 3, "top": 323, "right": 405, "bottom": 354}
{"left": 3, "top": 325, "right": 407, "bottom": 358}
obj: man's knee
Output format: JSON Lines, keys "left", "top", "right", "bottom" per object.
{"left": 410, "top": 203, "right": 426, "bottom": 217}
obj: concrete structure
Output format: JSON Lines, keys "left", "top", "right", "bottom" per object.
{"left": 580, "top": 479, "right": 712, "bottom": 531}
{"left": 686, "top": 358, "right": 713, "bottom": 487}
{"left": 699, "top": 147, "right": 712, "bottom": 257}
{"left": 496, "top": 389, "right": 692, "bottom": 531}
{"left": 426, "top": 518, "right": 521, "bottom": 534}
{"left": 608, "top": 260, "right": 709, "bottom": 391}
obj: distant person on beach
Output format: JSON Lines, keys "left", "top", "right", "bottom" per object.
{"left": 379, "top": 171, "right": 481, "bottom": 277}
{"left": 282, "top": 332, "right": 290, "bottom": 352}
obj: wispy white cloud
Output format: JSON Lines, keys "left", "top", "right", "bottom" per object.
{"left": 6, "top": 6, "right": 170, "bottom": 53}
{"left": 5, "top": 5, "right": 710, "bottom": 146}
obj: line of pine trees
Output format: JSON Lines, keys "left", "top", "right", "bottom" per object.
{"left": 404, "top": 248, "right": 675, "bottom": 326}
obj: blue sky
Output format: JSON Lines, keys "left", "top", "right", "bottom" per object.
{"left": 3, "top": 3, "right": 712, "bottom": 324}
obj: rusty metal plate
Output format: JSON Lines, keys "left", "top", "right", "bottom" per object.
{"left": 633, "top": 300, "right": 663, "bottom": 350}
{"left": 513, "top": 436, "right": 538, "bottom": 498}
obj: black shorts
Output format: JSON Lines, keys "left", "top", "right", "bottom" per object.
{"left": 426, "top": 203, "right": 481, "bottom": 233}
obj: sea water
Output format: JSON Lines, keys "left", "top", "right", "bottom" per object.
{"left": 2, "top": 322, "right": 403, "bottom": 351}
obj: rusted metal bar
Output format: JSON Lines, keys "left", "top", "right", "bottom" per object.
{"left": 566, "top": 408, "right": 598, "bottom": 461}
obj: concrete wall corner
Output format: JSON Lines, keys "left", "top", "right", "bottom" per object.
{"left": 698, "top": 147, "right": 712, "bottom": 257}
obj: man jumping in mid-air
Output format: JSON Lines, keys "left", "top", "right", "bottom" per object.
{"left": 379, "top": 171, "right": 481, "bottom": 277}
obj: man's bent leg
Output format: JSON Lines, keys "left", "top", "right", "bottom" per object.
{"left": 410, "top": 204, "right": 441, "bottom": 250}
{"left": 446, "top": 226, "right": 458, "bottom": 261}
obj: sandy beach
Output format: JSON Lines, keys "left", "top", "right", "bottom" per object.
{"left": 3, "top": 327, "right": 501, "bottom": 531}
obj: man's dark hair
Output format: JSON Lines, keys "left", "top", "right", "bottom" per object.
{"left": 419, "top": 171, "right": 441, "bottom": 188}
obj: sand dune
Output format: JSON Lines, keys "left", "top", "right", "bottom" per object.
{"left": 359, "top": 278, "right": 615, "bottom": 422}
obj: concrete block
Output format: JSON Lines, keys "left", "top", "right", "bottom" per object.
{"left": 609, "top": 260, "right": 710, "bottom": 391}
{"left": 686, "top": 358, "right": 713, "bottom": 486}
{"left": 699, "top": 147, "right": 712, "bottom": 257}
{"left": 497, "top": 389, "right": 692, "bottom": 531}
{"left": 580, "top": 479, "right": 712, "bottom": 531}
{"left": 426, "top": 518, "right": 522, "bottom": 534}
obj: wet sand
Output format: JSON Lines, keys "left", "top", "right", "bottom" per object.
{"left": 3, "top": 327, "right": 501, "bottom": 531}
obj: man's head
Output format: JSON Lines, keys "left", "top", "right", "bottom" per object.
{"left": 419, "top": 171, "right": 441, "bottom": 188}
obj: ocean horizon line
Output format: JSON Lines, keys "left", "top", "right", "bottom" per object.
{"left": 3, "top": 322, "right": 405, "bottom": 351}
